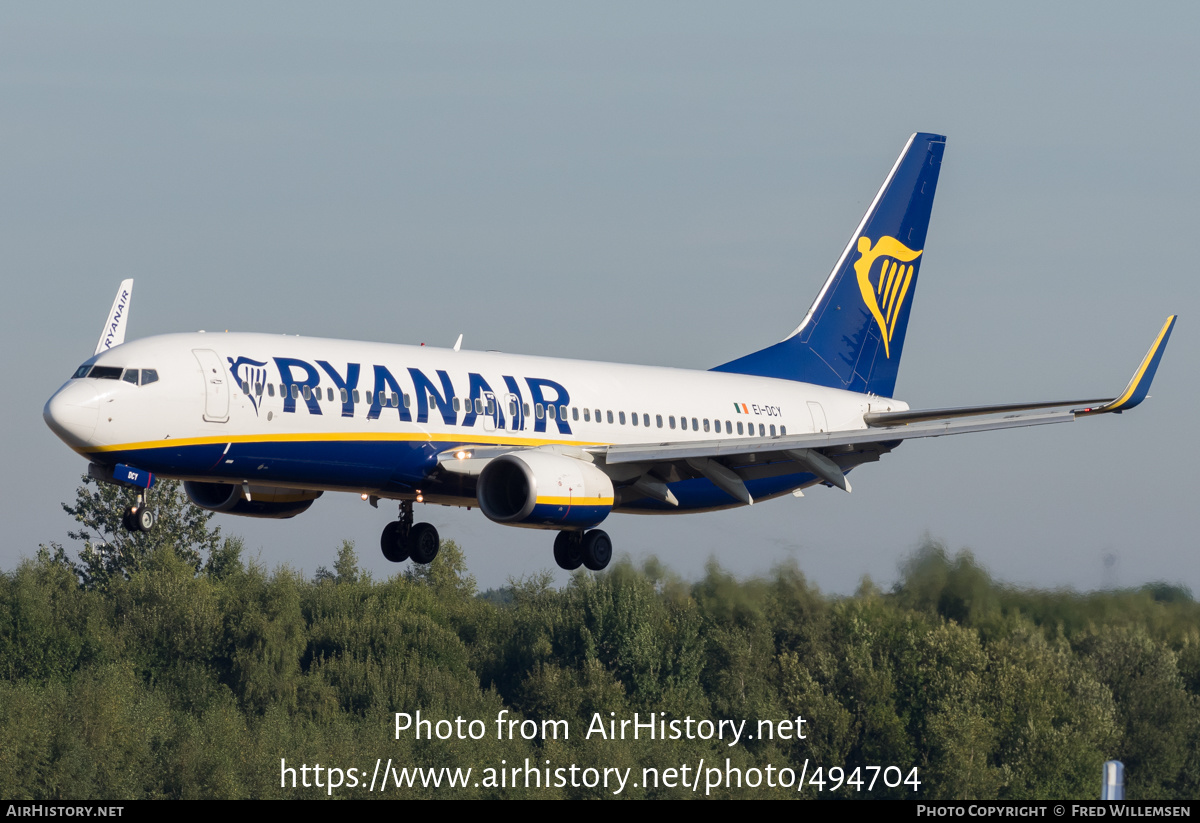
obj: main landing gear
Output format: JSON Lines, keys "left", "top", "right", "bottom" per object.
{"left": 380, "top": 499, "right": 440, "bottom": 565}
{"left": 553, "top": 529, "right": 612, "bottom": 572}
{"left": 121, "top": 493, "right": 154, "bottom": 533}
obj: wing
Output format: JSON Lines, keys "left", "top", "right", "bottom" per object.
{"left": 590, "top": 316, "right": 1177, "bottom": 505}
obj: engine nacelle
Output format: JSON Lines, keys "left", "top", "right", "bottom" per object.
{"left": 477, "top": 451, "right": 614, "bottom": 529}
{"left": 183, "top": 481, "right": 322, "bottom": 519}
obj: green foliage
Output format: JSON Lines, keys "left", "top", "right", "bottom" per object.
{"left": 4, "top": 530, "right": 1198, "bottom": 799}
{"left": 49, "top": 475, "right": 223, "bottom": 589}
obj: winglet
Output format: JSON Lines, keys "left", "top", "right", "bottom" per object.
{"left": 94, "top": 279, "right": 134, "bottom": 355}
{"left": 1075, "top": 316, "right": 1176, "bottom": 416}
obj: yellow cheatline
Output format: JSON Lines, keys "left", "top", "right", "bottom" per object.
{"left": 535, "top": 496, "right": 615, "bottom": 507}
{"left": 88, "top": 431, "right": 611, "bottom": 453}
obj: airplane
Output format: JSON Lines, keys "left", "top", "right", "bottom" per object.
{"left": 43, "top": 133, "right": 1176, "bottom": 573}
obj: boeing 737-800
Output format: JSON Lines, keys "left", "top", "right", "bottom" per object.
{"left": 43, "top": 133, "right": 1176, "bottom": 572}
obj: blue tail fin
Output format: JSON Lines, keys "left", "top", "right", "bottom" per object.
{"left": 712, "top": 133, "right": 945, "bottom": 397}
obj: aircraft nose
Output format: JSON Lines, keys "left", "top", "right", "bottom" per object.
{"left": 44, "top": 382, "right": 101, "bottom": 448}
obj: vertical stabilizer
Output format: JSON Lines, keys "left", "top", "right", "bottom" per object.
{"left": 712, "top": 133, "right": 945, "bottom": 397}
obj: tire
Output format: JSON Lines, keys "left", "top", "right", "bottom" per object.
{"left": 380, "top": 521, "right": 409, "bottom": 563}
{"left": 122, "top": 509, "right": 136, "bottom": 533}
{"left": 135, "top": 508, "right": 154, "bottom": 532}
{"left": 409, "top": 522, "right": 440, "bottom": 564}
{"left": 553, "top": 531, "right": 584, "bottom": 571}
{"left": 582, "top": 529, "right": 612, "bottom": 571}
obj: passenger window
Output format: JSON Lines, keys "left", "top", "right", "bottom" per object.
{"left": 353, "top": 389, "right": 360, "bottom": 403}
{"left": 558, "top": 405, "right": 566, "bottom": 420}
{"left": 548, "top": 405, "right": 557, "bottom": 421}
{"left": 656, "top": 414, "right": 663, "bottom": 428}
{"left": 341, "top": 389, "right": 349, "bottom": 403}
{"left": 703, "top": 419, "right": 710, "bottom": 432}
{"left": 123, "top": 370, "right": 140, "bottom": 385}
{"left": 583, "top": 408, "right": 591, "bottom": 422}
{"left": 475, "top": 398, "right": 485, "bottom": 414}
{"left": 669, "top": 416, "right": 676, "bottom": 429}
{"left": 726, "top": 420, "right": 732, "bottom": 434}
{"left": 302, "top": 386, "right": 312, "bottom": 401}
{"left": 291, "top": 385, "right": 300, "bottom": 400}
{"left": 643, "top": 414, "right": 649, "bottom": 427}
{"left": 255, "top": 382, "right": 263, "bottom": 395}
{"left": 680, "top": 417, "right": 687, "bottom": 431}
{"left": 757, "top": 424, "right": 764, "bottom": 436}
{"left": 509, "top": 401, "right": 518, "bottom": 416}
{"left": 403, "top": 394, "right": 412, "bottom": 408}
{"left": 780, "top": 425, "right": 786, "bottom": 436}
{"left": 692, "top": 417, "right": 698, "bottom": 431}
{"left": 606, "top": 410, "right": 614, "bottom": 424}
{"left": 524, "top": 403, "right": 531, "bottom": 416}
{"left": 770, "top": 425, "right": 776, "bottom": 436}
{"left": 630, "top": 412, "right": 638, "bottom": 426}
{"left": 452, "top": 397, "right": 460, "bottom": 412}
{"left": 737, "top": 421, "right": 744, "bottom": 435}
{"left": 536, "top": 404, "right": 545, "bottom": 419}
{"left": 268, "top": 384, "right": 275, "bottom": 397}
{"left": 488, "top": 398, "right": 497, "bottom": 415}
{"left": 280, "top": 384, "right": 286, "bottom": 397}
{"left": 327, "top": 388, "right": 334, "bottom": 402}
{"left": 572, "top": 407, "right": 579, "bottom": 421}
{"left": 619, "top": 411, "right": 626, "bottom": 425}
{"left": 391, "top": 393, "right": 399, "bottom": 408}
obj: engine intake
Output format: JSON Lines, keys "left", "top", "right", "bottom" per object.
{"left": 477, "top": 452, "right": 614, "bottom": 529}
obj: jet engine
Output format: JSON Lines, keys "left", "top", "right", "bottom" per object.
{"left": 184, "top": 481, "right": 322, "bottom": 519}
{"left": 476, "top": 451, "right": 614, "bottom": 529}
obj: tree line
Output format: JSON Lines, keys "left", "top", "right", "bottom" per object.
{"left": 0, "top": 478, "right": 1196, "bottom": 799}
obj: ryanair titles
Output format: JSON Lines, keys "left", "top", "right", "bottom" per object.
{"left": 228, "top": 355, "right": 571, "bottom": 434}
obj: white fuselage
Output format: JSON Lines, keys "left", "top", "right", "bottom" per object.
{"left": 45, "top": 332, "right": 907, "bottom": 513}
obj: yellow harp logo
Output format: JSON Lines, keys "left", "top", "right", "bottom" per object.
{"left": 854, "top": 235, "right": 922, "bottom": 358}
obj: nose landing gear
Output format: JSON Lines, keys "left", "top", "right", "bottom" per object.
{"left": 380, "top": 499, "right": 441, "bottom": 565}
{"left": 121, "top": 493, "right": 154, "bottom": 533}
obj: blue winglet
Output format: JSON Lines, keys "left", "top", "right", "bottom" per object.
{"left": 1075, "top": 316, "right": 1177, "bottom": 416}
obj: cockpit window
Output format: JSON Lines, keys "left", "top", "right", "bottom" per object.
{"left": 141, "top": 369, "right": 159, "bottom": 386}
{"left": 90, "top": 366, "right": 123, "bottom": 380}
{"left": 122, "top": 369, "right": 139, "bottom": 385}
{"left": 72, "top": 364, "right": 92, "bottom": 379}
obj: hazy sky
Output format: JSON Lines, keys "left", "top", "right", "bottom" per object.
{"left": 5, "top": 2, "right": 1197, "bottom": 595}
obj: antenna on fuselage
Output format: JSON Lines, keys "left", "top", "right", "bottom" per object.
{"left": 94, "top": 279, "right": 134, "bottom": 355}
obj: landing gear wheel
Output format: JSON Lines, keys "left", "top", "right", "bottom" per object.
{"left": 553, "top": 531, "right": 584, "bottom": 571}
{"left": 135, "top": 508, "right": 154, "bottom": 532}
{"left": 408, "top": 522, "right": 440, "bottom": 565}
{"left": 380, "top": 521, "right": 409, "bottom": 563}
{"left": 122, "top": 508, "right": 136, "bottom": 533}
{"left": 582, "top": 529, "right": 612, "bottom": 571}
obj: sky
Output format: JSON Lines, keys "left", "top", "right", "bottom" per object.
{"left": 4, "top": 2, "right": 1197, "bottom": 596}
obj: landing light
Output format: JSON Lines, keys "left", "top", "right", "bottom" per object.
{"left": 455, "top": 449, "right": 471, "bottom": 460}
{"left": 416, "top": 494, "right": 424, "bottom": 503}
{"left": 360, "top": 493, "right": 369, "bottom": 501}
